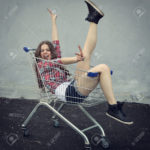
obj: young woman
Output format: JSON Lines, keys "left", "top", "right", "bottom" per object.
{"left": 35, "top": 0, "right": 133, "bottom": 125}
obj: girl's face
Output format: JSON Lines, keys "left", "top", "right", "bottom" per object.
{"left": 40, "top": 44, "right": 51, "bottom": 60}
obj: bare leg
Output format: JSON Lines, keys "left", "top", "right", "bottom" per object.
{"left": 73, "top": 0, "right": 133, "bottom": 124}
{"left": 76, "top": 22, "right": 98, "bottom": 73}
{"left": 75, "top": 1, "right": 116, "bottom": 105}
{"left": 88, "top": 64, "right": 117, "bottom": 105}
{"left": 76, "top": 61, "right": 133, "bottom": 124}
{"left": 75, "top": 23, "right": 99, "bottom": 95}
{"left": 75, "top": 0, "right": 104, "bottom": 93}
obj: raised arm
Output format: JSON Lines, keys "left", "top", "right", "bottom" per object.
{"left": 47, "top": 8, "right": 59, "bottom": 41}
{"left": 47, "top": 8, "right": 61, "bottom": 58}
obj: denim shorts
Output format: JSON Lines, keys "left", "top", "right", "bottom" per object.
{"left": 65, "top": 80, "right": 87, "bottom": 103}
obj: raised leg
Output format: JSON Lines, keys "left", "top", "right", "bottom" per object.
{"left": 74, "top": 0, "right": 133, "bottom": 125}
{"left": 76, "top": 23, "right": 98, "bottom": 73}
{"left": 75, "top": 0, "right": 104, "bottom": 94}
{"left": 75, "top": 0, "right": 104, "bottom": 74}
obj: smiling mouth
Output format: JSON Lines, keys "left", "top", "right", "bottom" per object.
{"left": 43, "top": 55, "right": 49, "bottom": 59}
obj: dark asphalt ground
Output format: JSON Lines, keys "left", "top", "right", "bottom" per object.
{"left": 0, "top": 97, "right": 150, "bottom": 150}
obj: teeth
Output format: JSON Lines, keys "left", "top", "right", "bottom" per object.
{"left": 44, "top": 55, "right": 49, "bottom": 58}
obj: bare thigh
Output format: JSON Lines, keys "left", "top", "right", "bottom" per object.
{"left": 75, "top": 66, "right": 100, "bottom": 96}
{"left": 75, "top": 63, "right": 110, "bottom": 96}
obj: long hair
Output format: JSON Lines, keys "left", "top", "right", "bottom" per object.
{"left": 35, "top": 40, "right": 57, "bottom": 59}
{"left": 34, "top": 40, "right": 70, "bottom": 89}
{"left": 35, "top": 41, "right": 57, "bottom": 89}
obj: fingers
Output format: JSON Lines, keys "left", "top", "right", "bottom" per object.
{"left": 78, "top": 45, "right": 83, "bottom": 57}
{"left": 75, "top": 52, "right": 80, "bottom": 56}
{"left": 47, "top": 8, "right": 52, "bottom": 14}
{"left": 75, "top": 55, "right": 84, "bottom": 61}
{"left": 75, "top": 53, "right": 84, "bottom": 61}
{"left": 47, "top": 8, "right": 57, "bottom": 20}
{"left": 74, "top": 45, "right": 84, "bottom": 61}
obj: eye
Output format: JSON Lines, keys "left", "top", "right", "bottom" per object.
{"left": 41, "top": 49, "right": 50, "bottom": 52}
{"left": 41, "top": 49, "right": 50, "bottom": 53}
{"left": 41, "top": 49, "right": 44, "bottom": 52}
{"left": 46, "top": 49, "right": 50, "bottom": 52}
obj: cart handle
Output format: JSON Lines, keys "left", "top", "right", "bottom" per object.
{"left": 87, "top": 70, "right": 113, "bottom": 77}
{"left": 23, "top": 47, "right": 36, "bottom": 53}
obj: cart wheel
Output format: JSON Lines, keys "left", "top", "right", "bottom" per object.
{"left": 22, "top": 128, "right": 30, "bottom": 137}
{"left": 100, "top": 137, "right": 110, "bottom": 149}
{"left": 53, "top": 119, "right": 59, "bottom": 128}
{"left": 84, "top": 144, "right": 91, "bottom": 150}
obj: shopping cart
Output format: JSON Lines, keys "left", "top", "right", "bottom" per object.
{"left": 21, "top": 47, "right": 111, "bottom": 149}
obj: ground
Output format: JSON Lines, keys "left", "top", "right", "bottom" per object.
{"left": 0, "top": 97, "right": 150, "bottom": 150}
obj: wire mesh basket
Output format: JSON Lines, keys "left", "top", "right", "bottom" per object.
{"left": 26, "top": 50, "right": 106, "bottom": 107}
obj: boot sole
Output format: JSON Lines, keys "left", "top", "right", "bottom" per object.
{"left": 106, "top": 112, "right": 134, "bottom": 125}
{"left": 85, "top": 0, "right": 104, "bottom": 16}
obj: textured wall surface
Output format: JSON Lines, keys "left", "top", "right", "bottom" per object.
{"left": 0, "top": 0, "right": 149, "bottom": 103}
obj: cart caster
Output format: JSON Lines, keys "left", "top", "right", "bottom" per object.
{"left": 53, "top": 119, "right": 60, "bottom": 128}
{"left": 84, "top": 143, "right": 91, "bottom": 150}
{"left": 22, "top": 127, "right": 30, "bottom": 137}
{"left": 100, "top": 137, "right": 110, "bottom": 149}
{"left": 91, "top": 134, "right": 110, "bottom": 149}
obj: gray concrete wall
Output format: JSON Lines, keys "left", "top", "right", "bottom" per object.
{"left": 0, "top": 0, "right": 150, "bottom": 104}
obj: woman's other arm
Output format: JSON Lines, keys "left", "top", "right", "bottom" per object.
{"left": 60, "top": 46, "right": 84, "bottom": 65}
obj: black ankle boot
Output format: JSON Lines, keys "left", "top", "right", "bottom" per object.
{"left": 117, "top": 101, "right": 126, "bottom": 117}
{"left": 106, "top": 103, "right": 133, "bottom": 125}
{"left": 85, "top": 0, "right": 104, "bottom": 24}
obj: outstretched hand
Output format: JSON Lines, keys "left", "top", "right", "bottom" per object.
{"left": 75, "top": 45, "right": 84, "bottom": 62}
{"left": 47, "top": 8, "right": 57, "bottom": 20}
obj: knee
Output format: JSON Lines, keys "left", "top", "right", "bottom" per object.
{"left": 99, "top": 64, "right": 110, "bottom": 73}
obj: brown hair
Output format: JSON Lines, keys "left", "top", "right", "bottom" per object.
{"left": 35, "top": 40, "right": 57, "bottom": 59}
{"left": 34, "top": 40, "right": 70, "bottom": 90}
{"left": 35, "top": 40, "right": 57, "bottom": 89}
